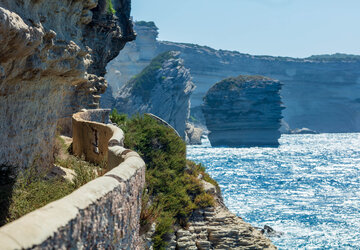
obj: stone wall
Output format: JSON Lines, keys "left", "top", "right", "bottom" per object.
{"left": 0, "top": 110, "right": 146, "bottom": 249}
{"left": 72, "top": 109, "right": 118, "bottom": 164}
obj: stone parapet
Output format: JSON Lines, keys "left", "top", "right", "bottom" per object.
{"left": 72, "top": 109, "right": 124, "bottom": 166}
{"left": 0, "top": 109, "right": 145, "bottom": 249}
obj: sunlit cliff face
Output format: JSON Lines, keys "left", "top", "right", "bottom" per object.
{"left": 105, "top": 21, "right": 360, "bottom": 134}
{"left": 0, "top": 0, "right": 134, "bottom": 169}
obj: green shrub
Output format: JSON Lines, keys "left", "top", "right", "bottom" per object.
{"left": 110, "top": 111, "right": 217, "bottom": 249}
{"left": 109, "top": 109, "right": 128, "bottom": 127}
{"left": 195, "top": 193, "right": 215, "bottom": 208}
{"left": 307, "top": 53, "right": 360, "bottom": 62}
{"left": 135, "top": 21, "right": 157, "bottom": 29}
{"left": 186, "top": 160, "right": 220, "bottom": 193}
{"left": 107, "top": 0, "right": 116, "bottom": 14}
{"left": 152, "top": 213, "right": 175, "bottom": 249}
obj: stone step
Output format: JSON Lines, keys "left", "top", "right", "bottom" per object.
{"left": 196, "top": 240, "right": 211, "bottom": 250}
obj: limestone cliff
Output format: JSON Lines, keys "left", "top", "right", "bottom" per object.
{"left": 104, "top": 21, "right": 360, "bottom": 133}
{"left": 202, "top": 76, "right": 284, "bottom": 147}
{"left": 104, "top": 21, "right": 159, "bottom": 95}
{"left": 112, "top": 51, "right": 195, "bottom": 139}
{"left": 0, "top": 0, "right": 134, "bottom": 169}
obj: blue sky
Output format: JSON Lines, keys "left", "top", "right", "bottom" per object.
{"left": 132, "top": 0, "right": 360, "bottom": 58}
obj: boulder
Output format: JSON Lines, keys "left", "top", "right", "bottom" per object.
{"left": 185, "top": 123, "right": 203, "bottom": 145}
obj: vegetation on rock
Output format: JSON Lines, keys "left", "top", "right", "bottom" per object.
{"left": 107, "top": 0, "right": 116, "bottom": 14}
{"left": 0, "top": 136, "right": 104, "bottom": 226}
{"left": 207, "top": 75, "right": 273, "bottom": 93}
{"left": 306, "top": 53, "right": 360, "bottom": 62}
{"left": 1, "top": 165, "right": 74, "bottom": 226}
{"left": 128, "top": 51, "right": 175, "bottom": 102}
{"left": 110, "top": 110, "right": 216, "bottom": 249}
{"left": 135, "top": 21, "right": 158, "bottom": 29}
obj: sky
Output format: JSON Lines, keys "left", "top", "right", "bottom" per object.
{"left": 131, "top": 0, "right": 360, "bottom": 58}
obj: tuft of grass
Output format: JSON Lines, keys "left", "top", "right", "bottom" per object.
{"left": 195, "top": 193, "right": 215, "bottom": 208}
{"left": 0, "top": 136, "right": 107, "bottom": 226}
{"left": 3, "top": 164, "right": 74, "bottom": 225}
{"left": 110, "top": 110, "right": 216, "bottom": 249}
{"left": 186, "top": 160, "right": 220, "bottom": 193}
{"left": 189, "top": 115, "right": 198, "bottom": 122}
{"left": 107, "top": 0, "right": 116, "bottom": 14}
{"left": 140, "top": 191, "right": 160, "bottom": 235}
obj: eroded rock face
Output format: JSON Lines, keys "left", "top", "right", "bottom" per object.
{"left": 0, "top": 0, "right": 134, "bottom": 169}
{"left": 172, "top": 205, "right": 276, "bottom": 250}
{"left": 202, "top": 76, "right": 284, "bottom": 147}
{"left": 142, "top": 179, "right": 276, "bottom": 250}
{"left": 104, "top": 21, "right": 159, "bottom": 95}
{"left": 113, "top": 51, "right": 195, "bottom": 139}
{"left": 185, "top": 122, "right": 203, "bottom": 145}
{"left": 104, "top": 21, "right": 360, "bottom": 133}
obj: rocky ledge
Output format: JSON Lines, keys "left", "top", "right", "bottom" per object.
{"left": 142, "top": 178, "right": 276, "bottom": 249}
{"left": 172, "top": 205, "right": 276, "bottom": 250}
{"left": 112, "top": 51, "right": 195, "bottom": 139}
{"left": 202, "top": 75, "right": 284, "bottom": 147}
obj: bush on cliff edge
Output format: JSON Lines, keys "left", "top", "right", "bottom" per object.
{"left": 110, "top": 110, "right": 216, "bottom": 249}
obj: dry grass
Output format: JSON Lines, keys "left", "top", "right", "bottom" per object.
{"left": 0, "top": 136, "right": 107, "bottom": 226}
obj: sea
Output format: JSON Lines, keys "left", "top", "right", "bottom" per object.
{"left": 187, "top": 133, "right": 360, "bottom": 249}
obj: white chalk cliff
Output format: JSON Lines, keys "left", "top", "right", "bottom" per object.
{"left": 104, "top": 21, "right": 360, "bottom": 133}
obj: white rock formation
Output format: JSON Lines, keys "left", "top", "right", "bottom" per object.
{"left": 104, "top": 21, "right": 360, "bottom": 133}
{"left": 202, "top": 75, "right": 284, "bottom": 147}
{"left": 113, "top": 51, "right": 195, "bottom": 139}
{"left": 185, "top": 123, "right": 203, "bottom": 145}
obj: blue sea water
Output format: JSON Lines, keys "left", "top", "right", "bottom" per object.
{"left": 187, "top": 133, "right": 360, "bottom": 249}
